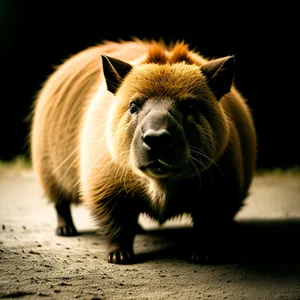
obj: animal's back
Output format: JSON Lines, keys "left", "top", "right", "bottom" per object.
{"left": 30, "top": 40, "right": 152, "bottom": 202}
{"left": 220, "top": 89, "right": 257, "bottom": 194}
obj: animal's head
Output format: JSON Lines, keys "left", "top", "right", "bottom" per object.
{"left": 102, "top": 49, "right": 234, "bottom": 181}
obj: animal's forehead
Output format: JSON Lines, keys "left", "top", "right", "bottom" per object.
{"left": 134, "top": 63, "right": 202, "bottom": 78}
{"left": 125, "top": 63, "right": 206, "bottom": 98}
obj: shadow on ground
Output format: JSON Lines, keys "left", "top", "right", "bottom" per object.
{"left": 75, "top": 218, "right": 300, "bottom": 271}
{"left": 129, "top": 219, "right": 300, "bottom": 279}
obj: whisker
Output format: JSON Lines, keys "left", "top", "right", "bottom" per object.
{"left": 189, "top": 155, "right": 202, "bottom": 191}
{"left": 190, "top": 146, "right": 223, "bottom": 178}
{"left": 189, "top": 149, "right": 214, "bottom": 185}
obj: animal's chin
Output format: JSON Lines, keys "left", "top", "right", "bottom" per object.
{"left": 140, "top": 160, "right": 183, "bottom": 179}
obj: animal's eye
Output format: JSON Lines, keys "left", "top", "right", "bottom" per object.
{"left": 188, "top": 102, "right": 195, "bottom": 110}
{"left": 129, "top": 101, "right": 138, "bottom": 114}
{"left": 182, "top": 99, "right": 197, "bottom": 114}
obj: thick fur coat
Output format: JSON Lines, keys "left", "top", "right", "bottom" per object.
{"left": 30, "top": 39, "right": 257, "bottom": 264}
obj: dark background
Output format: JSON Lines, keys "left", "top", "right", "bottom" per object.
{"left": 1, "top": 1, "right": 299, "bottom": 169}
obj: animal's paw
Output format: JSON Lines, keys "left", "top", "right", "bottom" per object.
{"left": 56, "top": 225, "right": 78, "bottom": 236}
{"left": 107, "top": 249, "right": 134, "bottom": 264}
{"left": 191, "top": 247, "right": 220, "bottom": 264}
{"left": 191, "top": 251, "right": 211, "bottom": 264}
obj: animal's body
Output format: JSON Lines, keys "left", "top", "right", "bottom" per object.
{"left": 30, "top": 39, "right": 257, "bottom": 264}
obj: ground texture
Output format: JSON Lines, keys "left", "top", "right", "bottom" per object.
{"left": 1, "top": 168, "right": 300, "bottom": 299}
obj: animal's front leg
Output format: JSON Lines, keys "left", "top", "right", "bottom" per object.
{"left": 84, "top": 159, "right": 142, "bottom": 264}
{"left": 86, "top": 189, "right": 140, "bottom": 264}
{"left": 191, "top": 211, "right": 235, "bottom": 264}
{"left": 190, "top": 188, "right": 242, "bottom": 264}
{"left": 106, "top": 218, "right": 138, "bottom": 264}
{"left": 97, "top": 199, "right": 141, "bottom": 264}
{"left": 191, "top": 214, "right": 219, "bottom": 264}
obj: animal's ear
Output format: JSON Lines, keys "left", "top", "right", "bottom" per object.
{"left": 200, "top": 56, "right": 235, "bottom": 100}
{"left": 101, "top": 55, "right": 133, "bottom": 94}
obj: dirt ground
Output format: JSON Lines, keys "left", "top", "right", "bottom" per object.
{"left": 1, "top": 168, "right": 300, "bottom": 300}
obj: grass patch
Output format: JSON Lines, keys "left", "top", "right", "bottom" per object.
{"left": 0, "top": 155, "right": 32, "bottom": 171}
{"left": 256, "top": 165, "right": 300, "bottom": 175}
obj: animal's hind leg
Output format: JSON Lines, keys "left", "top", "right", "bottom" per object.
{"left": 55, "top": 202, "right": 78, "bottom": 236}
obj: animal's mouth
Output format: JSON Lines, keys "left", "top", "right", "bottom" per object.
{"left": 140, "top": 160, "right": 182, "bottom": 178}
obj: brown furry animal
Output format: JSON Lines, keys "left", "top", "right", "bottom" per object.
{"left": 30, "top": 39, "right": 257, "bottom": 264}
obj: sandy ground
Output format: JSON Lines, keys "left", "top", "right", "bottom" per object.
{"left": 1, "top": 168, "right": 300, "bottom": 300}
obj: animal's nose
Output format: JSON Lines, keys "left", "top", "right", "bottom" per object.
{"left": 142, "top": 129, "right": 172, "bottom": 151}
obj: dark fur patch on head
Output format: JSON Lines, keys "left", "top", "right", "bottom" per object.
{"left": 145, "top": 41, "right": 194, "bottom": 65}
{"left": 147, "top": 43, "right": 167, "bottom": 64}
{"left": 169, "top": 42, "right": 191, "bottom": 63}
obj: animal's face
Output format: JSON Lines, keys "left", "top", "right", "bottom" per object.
{"left": 102, "top": 56, "right": 234, "bottom": 180}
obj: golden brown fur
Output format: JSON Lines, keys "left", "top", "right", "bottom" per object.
{"left": 30, "top": 39, "right": 257, "bottom": 264}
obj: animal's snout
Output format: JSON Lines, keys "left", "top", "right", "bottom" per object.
{"left": 133, "top": 105, "right": 187, "bottom": 173}
{"left": 142, "top": 129, "right": 172, "bottom": 151}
